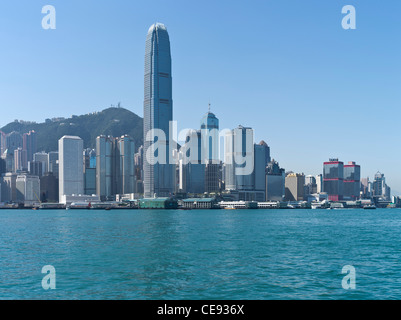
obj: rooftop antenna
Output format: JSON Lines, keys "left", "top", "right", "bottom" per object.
{"left": 208, "top": 100, "right": 211, "bottom": 113}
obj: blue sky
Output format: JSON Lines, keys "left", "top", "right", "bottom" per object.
{"left": 1, "top": 0, "right": 401, "bottom": 192}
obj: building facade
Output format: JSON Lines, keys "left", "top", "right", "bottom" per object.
{"left": 323, "top": 159, "right": 344, "bottom": 201}
{"left": 143, "top": 23, "right": 175, "bottom": 197}
{"left": 58, "top": 136, "right": 84, "bottom": 201}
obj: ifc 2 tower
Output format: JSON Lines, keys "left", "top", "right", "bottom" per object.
{"left": 143, "top": 23, "right": 175, "bottom": 198}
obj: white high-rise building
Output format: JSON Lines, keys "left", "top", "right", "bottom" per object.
{"left": 58, "top": 136, "right": 84, "bottom": 202}
{"left": 16, "top": 174, "right": 40, "bottom": 204}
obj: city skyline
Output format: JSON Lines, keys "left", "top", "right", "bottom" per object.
{"left": 1, "top": 1, "right": 400, "bottom": 191}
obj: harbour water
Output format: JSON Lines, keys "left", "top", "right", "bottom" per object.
{"left": 1, "top": 208, "right": 401, "bottom": 300}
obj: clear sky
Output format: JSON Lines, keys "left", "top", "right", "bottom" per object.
{"left": 1, "top": 0, "right": 401, "bottom": 192}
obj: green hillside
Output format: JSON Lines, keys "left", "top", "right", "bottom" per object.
{"left": 0, "top": 107, "right": 143, "bottom": 152}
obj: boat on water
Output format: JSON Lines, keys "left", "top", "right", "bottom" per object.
{"left": 67, "top": 202, "right": 92, "bottom": 210}
{"left": 224, "top": 205, "right": 236, "bottom": 210}
{"left": 363, "top": 205, "right": 376, "bottom": 210}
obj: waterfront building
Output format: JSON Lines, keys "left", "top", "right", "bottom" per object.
{"left": 285, "top": 172, "right": 305, "bottom": 201}
{"left": 205, "top": 161, "right": 221, "bottom": 194}
{"left": 1, "top": 172, "right": 18, "bottom": 203}
{"left": 265, "top": 160, "right": 285, "bottom": 201}
{"left": 16, "top": 174, "right": 40, "bottom": 205}
{"left": 96, "top": 135, "right": 113, "bottom": 200}
{"left": 254, "top": 142, "right": 268, "bottom": 201}
{"left": 372, "top": 172, "right": 391, "bottom": 201}
{"left": 84, "top": 168, "right": 96, "bottom": 196}
{"left": 58, "top": 136, "right": 84, "bottom": 202}
{"left": 343, "top": 161, "right": 361, "bottom": 200}
{"left": 118, "top": 135, "right": 136, "bottom": 195}
{"left": 224, "top": 126, "right": 262, "bottom": 201}
{"left": 60, "top": 194, "right": 100, "bottom": 206}
{"left": 96, "top": 135, "right": 136, "bottom": 201}
{"left": 40, "top": 172, "right": 58, "bottom": 203}
{"left": 143, "top": 23, "right": 175, "bottom": 198}
{"left": 138, "top": 197, "right": 178, "bottom": 209}
{"left": 178, "top": 130, "right": 205, "bottom": 195}
{"left": 323, "top": 159, "right": 344, "bottom": 201}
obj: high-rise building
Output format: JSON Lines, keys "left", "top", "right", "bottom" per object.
{"left": 224, "top": 126, "right": 263, "bottom": 201}
{"left": 6, "top": 131, "right": 23, "bottom": 154}
{"left": 96, "top": 135, "right": 136, "bottom": 201}
{"left": 118, "top": 135, "right": 136, "bottom": 195}
{"left": 40, "top": 172, "right": 58, "bottom": 203}
{"left": 323, "top": 159, "right": 344, "bottom": 201}
{"left": 96, "top": 135, "right": 114, "bottom": 200}
{"left": 23, "top": 130, "right": 37, "bottom": 164}
{"left": 0, "top": 131, "right": 6, "bottom": 155}
{"left": 343, "top": 161, "right": 361, "bottom": 200}
{"left": 14, "top": 148, "right": 27, "bottom": 172}
{"left": 305, "top": 175, "right": 317, "bottom": 195}
{"left": 266, "top": 160, "right": 285, "bottom": 201}
{"left": 316, "top": 174, "right": 323, "bottom": 194}
{"left": 372, "top": 172, "right": 391, "bottom": 201}
{"left": 254, "top": 142, "right": 268, "bottom": 201}
{"left": 16, "top": 174, "right": 40, "bottom": 205}
{"left": 1, "top": 149, "right": 14, "bottom": 173}
{"left": 48, "top": 151, "right": 59, "bottom": 178}
{"left": 58, "top": 136, "right": 84, "bottom": 202}
{"left": 200, "top": 107, "right": 220, "bottom": 193}
{"left": 33, "top": 152, "right": 49, "bottom": 175}
{"left": 200, "top": 106, "right": 220, "bottom": 163}
{"left": 143, "top": 23, "right": 175, "bottom": 197}
{"left": 285, "top": 173, "right": 305, "bottom": 201}
{"left": 1, "top": 172, "right": 18, "bottom": 203}
{"left": 224, "top": 126, "right": 254, "bottom": 192}
{"left": 178, "top": 130, "right": 205, "bottom": 195}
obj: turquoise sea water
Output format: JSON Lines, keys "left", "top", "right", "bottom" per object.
{"left": 1, "top": 208, "right": 401, "bottom": 300}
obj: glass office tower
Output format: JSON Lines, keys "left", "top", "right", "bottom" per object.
{"left": 143, "top": 23, "right": 175, "bottom": 197}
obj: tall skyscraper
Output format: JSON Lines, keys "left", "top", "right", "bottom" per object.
{"left": 118, "top": 135, "right": 136, "bottom": 195}
{"left": 201, "top": 107, "right": 221, "bottom": 193}
{"left": 178, "top": 130, "right": 205, "bottom": 194}
{"left": 343, "top": 161, "right": 361, "bottom": 200}
{"left": 96, "top": 135, "right": 114, "bottom": 200}
{"left": 23, "top": 130, "right": 37, "bottom": 164}
{"left": 323, "top": 159, "right": 344, "bottom": 201}
{"left": 96, "top": 135, "right": 136, "bottom": 201}
{"left": 48, "top": 151, "right": 59, "bottom": 178}
{"left": 6, "top": 131, "right": 23, "bottom": 154}
{"left": 143, "top": 23, "right": 175, "bottom": 197}
{"left": 0, "top": 131, "right": 6, "bottom": 155}
{"left": 58, "top": 136, "right": 84, "bottom": 201}
{"left": 224, "top": 125, "right": 254, "bottom": 192}
{"left": 14, "top": 148, "right": 27, "bottom": 172}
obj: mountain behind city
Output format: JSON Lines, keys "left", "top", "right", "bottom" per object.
{"left": 0, "top": 107, "right": 144, "bottom": 153}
